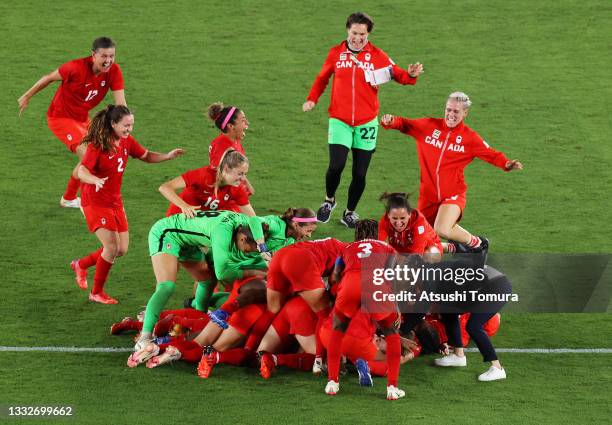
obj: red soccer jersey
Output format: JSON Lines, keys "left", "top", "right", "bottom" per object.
{"left": 378, "top": 211, "right": 441, "bottom": 254}
{"left": 208, "top": 133, "right": 246, "bottom": 169}
{"left": 81, "top": 135, "right": 147, "bottom": 208}
{"left": 166, "top": 166, "right": 249, "bottom": 216}
{"left": 341, "top": 239, "right": 396, "bottom": 274}
{"left": 47, "top": 56, "right": 124, "bottom": 122}
{"left": 382, "top": 117, "right": 510, "bottom": 202}
{"left": 306, "top": 41, "right": 417, "bottom": 126}
{"left": 284, "top": 238, "right": 347, "bottom": 276}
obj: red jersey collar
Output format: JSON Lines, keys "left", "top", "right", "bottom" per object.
{"left": 441, "top": 120, "right": 465, "bottom": 132}
{"left": 341, "top": 40, "right": 372, "bottom": 54}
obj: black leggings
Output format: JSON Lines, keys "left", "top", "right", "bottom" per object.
{"left": 325, "top": 144, "right": 373, "bottom": 211}
{"left": 440, "top": 276, "right": 512, "bottom": 362}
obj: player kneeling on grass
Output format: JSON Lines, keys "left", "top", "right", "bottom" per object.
{"left": 326, "top": 219, "right": 406, "bottom": 400}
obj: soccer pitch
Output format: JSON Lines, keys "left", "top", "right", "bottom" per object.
{"left": 1, "top": 1, "right": 611, "bottom": 423}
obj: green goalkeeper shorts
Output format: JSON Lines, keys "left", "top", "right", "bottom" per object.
{"left": 328, "top": 117, "right": 378, "bottom": 151}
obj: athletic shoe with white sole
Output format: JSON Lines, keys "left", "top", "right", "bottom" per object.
{"left": 386, "top": 385, "right": 406, "bottom": 400}
{"left": 127, "top": 343, "right": 159, "bottom": 368}
{"left": 312, "top": 356, "right": 324, "bottom": 375}
{"left": 316, "top": 199, "right": 336, "bottom": 223}
{"left": 60, "top": 196, "right": 81, "bottom": 208}
{"left": 325, "top": 380, "right": 339, "bottom": 395}
{"left": 478, "top": 366, "right": 506, "bottom": 381}
{"left": 340, "top": 210, "right": 359, "bottom": 229}
{"left": 88, "top": 291, "right": 118, "bottom": 305}
{"left": 146, "top": 345, "right": 182, "bottom": 368}
{"left": 355, "top": 358, "right": 373, "bottom": 387}
{"left": 434, "top": 353, "right": 467, "bottom": 367}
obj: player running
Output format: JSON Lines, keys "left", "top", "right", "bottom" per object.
{"left": 381, "top": 92, "right": 523, "bottom": 249}
{"left": 303, "top": 12, "right": 423, "bottom": 228}
{"left": 18, "top": 37, "right": 127, "bottom": 208}
{"left": 70, "top": 104, "right": 183, "bottom": 304}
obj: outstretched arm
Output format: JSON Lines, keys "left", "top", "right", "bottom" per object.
{"left": 18, "top": 69, "right": 62, "bottom": 116}
{"left": 140, "top": 148, "right": 184, "bottom": 163}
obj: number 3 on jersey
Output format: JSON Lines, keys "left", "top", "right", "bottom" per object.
{"left": 357, "top": 242, "right": 373, "bottom": 258}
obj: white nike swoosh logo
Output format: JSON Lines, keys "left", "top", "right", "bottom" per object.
{"left": 108, "top": 155, "right": 115, "bottom": 159}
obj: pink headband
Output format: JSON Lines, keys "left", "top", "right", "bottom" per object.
{"left": 292, "top": 217, "right": 318, "bottom": 223}
{"left": 221, "top": 107, "right": 237, "bottom": 130}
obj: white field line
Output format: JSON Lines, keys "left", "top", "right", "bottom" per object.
{"left": 0, "top": 346, "right": 611, "bottom": 354}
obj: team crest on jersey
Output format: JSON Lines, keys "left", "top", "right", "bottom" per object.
{"left": 365, "top": 53, "right": 371, "bottom": 61}
{"left": 224, "top": 194, "right": 230, "bottom": 201}
{"left": 124, "top": 148, "right": 127, "bottom": 155}
{"left": 101, "top": 81, "right": 106, "bottom": 87}
{"left": 340, "top": 53, "right": 347, "bottom": 61}
{"left": 418, "top": 225, "right": 425, "bottom": 235}
{"left": 166, "top": 243, "right": 172, "bottom": 250}
{"left": 432, "top": 129, "right": 441, "bottom": 139}
{"left": 456, "top": 136, "right": 463, "bottom": 144}
{"left": 101, "top": 218, "right": 106, "bottom": 225}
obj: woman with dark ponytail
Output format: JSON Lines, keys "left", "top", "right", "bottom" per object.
{"left": 378, "top": 192, "right": 443, "bottom": 263}
{"left": 70, "top": 104, "right": 184, "bottom": 304}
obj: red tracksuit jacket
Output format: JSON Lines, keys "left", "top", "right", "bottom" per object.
{"left": 306, "top": 41, "right": 417, "bottom": 126}
{"left": 382, "top": 117, "right": 510, "bottom": 202}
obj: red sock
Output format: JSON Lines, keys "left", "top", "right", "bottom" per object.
{"left": 385, "top": 333, "right": 401, "bottom": 387}
{"left": 244, "top": 310, "right": 276, "bottom": 351}
{"left": 369, "top": 360, "right": 388, "bottom": 377}
{"left": 173, "top": 340, "right": 203, "bottom": 363}
{"left": 79, "top": 248, "right": 102, "bottom": 269}
{"left": 468, "top": 235, "right": 481, "bottom": 248}
{"left": 91, "top": 256, "right": 113, "bottom": 294}
{"left": 276, "top": 353, "right": 315, "bottom": 371}
{"left": 220, "top": 299, "right": 240, "bottom": 314}
{"left": 218, "top": 348, "right": 249, "bottom": 365}
{"left": 63, "top": 176, "right": 81, "bottom": 200}
{"left": 315, "top": 307, "right": 331, "bottom": 357}
{"left": 327, "top": 329, "right": 344, "bottom": 382}
{"left": 445, "top": 243, "right": 456, "bottom": 253}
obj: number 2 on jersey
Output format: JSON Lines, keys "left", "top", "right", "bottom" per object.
{"left": 117, "top": 158, "right": 124, "bottom": 172}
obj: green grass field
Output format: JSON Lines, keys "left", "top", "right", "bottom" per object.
{"left": 1, "top": 0, "right": 611, "bottom": 423}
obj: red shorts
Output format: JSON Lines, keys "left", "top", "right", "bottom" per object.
{"left": 267, "top": 248, "right": 324, "bottom": 295}
{"left": 418, "top": 193, "right": 467, "bottom": 227}
{"left": 335, "top": 272, "right": 396, "bottom": 321}
{"left": 334, "top": 272, "right": 362, "bottom": 319}
{"left": 228, "top": 303, "right": 266, "bottom": 336}
{"left": 82, "top": 205, "right": 128, "bottom": 233}
{"left": 47, "top": 116, "right": 89, "bottom": 153}
{"left": 319, "top": 326, "right": 377, "bottom": 362}
{"left": 271, "top": 296, "right": 317, "bottom": 338}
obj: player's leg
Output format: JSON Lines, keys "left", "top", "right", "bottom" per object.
{"left": 342, "top": 147, "right": 373, "bottom": 228}
{"left": 435, "top": 313, "right": 467, "bottom": 367}
{"left": 318, "top": 120, "right": 352, "bottom": 222}
{"left": 326, "top": 310, "right": 349, "bottom": 395}
{"left": 180, "top": 259, "right": 214, "bottom": 311}
{"left": 377, "top": 313, "right": 404, "bottom": 399}
{"left": 88, "top": 228, "right": 119, "bottom": 303}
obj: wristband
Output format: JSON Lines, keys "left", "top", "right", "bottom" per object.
{"left": 258, "top": 243, "right": 269, "bottom": 253}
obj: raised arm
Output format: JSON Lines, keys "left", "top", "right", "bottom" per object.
{"left": 140, "top": 148, "right": 184, "bottom": 163}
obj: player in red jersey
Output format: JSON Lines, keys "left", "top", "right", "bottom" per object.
{"left": 159, "top": 150, "right": 254, "bottom": 218}
{"left": 326, "top": 219, "right": 405, "bottom": 400}
{"left": 206, "top": 102, "right": 255, "bottom": 195}
{"left": 70, "top": 105, "right": 183, "bottom": 304}
{"left": 381, "top": 92, "right": 523, "bottom": 250}
{"left": 18, "top": 37, "right": 127, "bottom": 208}
{"left": 378, "top": 192, "right": 443, "bottom": 262}
{"left": 303, "top": 12, "right": 423, "bottom": 228}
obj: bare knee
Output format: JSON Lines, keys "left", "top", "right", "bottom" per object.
{"left": 434, "top": 222, "right": 452, "bottom": 240}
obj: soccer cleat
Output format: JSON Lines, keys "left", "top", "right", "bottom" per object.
{"left": 478, "top": 366, "right": 506, "bottom": 382}
{"left": 70, "top": 260, "right": 88, "bottom": 290}
{"left": 434, "top": 353, "right": 467, "bottom": 367}
{"left": 60, "top": 196, "right": 81, "bottom": 209}
{"left": 197, "top": 351, "right": 217, "bottom": 379}
{"left": 316, "top": 199, "right": 336, "bottom": 223}
{"left": 88, "top": 291, "right": 118, "bottom": 305}
{"left": 208, "top": 309, "right": 230, "bottom": 329}
{"left": 110, "top": 317, "right": 139, "bottom": 335}
{"left": 312, "top": 356, "right": 324, "bottom": 375}
{"left": 325, "top": 380, "right": 339, "bottom": 395}
{"left": 127, "top": 343, "right": 160, "bottom": 368}
{"left": 386, "top": 385, "right": 406, "bottom": 400}
{"left": 340, "top": 210, "right": 359, "bottom": 229}
{"left": 146, "top": 345, "right": 182, "bottom": 369}
{"left": 355, "top": 358, "right": 373, "bottom": 387}
{"left": 260, "top": 353, "right": 276, "bottom": 379}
